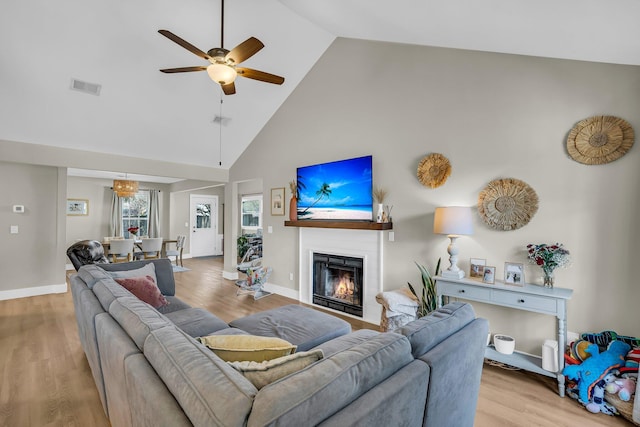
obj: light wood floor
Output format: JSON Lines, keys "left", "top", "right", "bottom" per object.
{"left": 0, "top": 257, "right": 632, "bottom": 427}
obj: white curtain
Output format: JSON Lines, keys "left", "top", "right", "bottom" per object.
{"left": 110, "top": 191, "right": 123, "bottom": 236}
{"left": 148, "top": 190, "right": 161, "bottom": 238}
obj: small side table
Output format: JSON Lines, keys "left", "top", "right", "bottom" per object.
{"left": 434, "top": 275, "right": 573, "bottom": 397}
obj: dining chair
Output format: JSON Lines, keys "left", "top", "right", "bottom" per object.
{"left": 166, "top": 235, "right": 186, "bottom": 267}
{"left": 137, "top": 237, "right": 164, "bottom": 259}
{"left": 108, "top": 239, "right": 135, "bottom": 263}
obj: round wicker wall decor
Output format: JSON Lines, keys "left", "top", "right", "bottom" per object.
{"left": 566, "top": 115, "right": 634, "bottom": 165}
{"left": 417, "top": 153, "right": 451, "bottom": 188}
{"left": 478, "top": 178, "right": 538, "bottom": 231}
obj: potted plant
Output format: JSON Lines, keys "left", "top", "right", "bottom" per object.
{"left": 407, "top": 258, "right": 441, "bottom": 317}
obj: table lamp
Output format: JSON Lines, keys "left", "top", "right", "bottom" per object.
{"left": 433, "top": 206, "right": 474, "bottom": 279}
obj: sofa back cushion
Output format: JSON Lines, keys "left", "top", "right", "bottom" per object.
{"left": 248, "top": 332, "right": 413, "bottom": 426}
{"left": 108, "top": 296, "right": 174, "bottom": 350}
{"left": 93, "top": 279, "right": 137, "bottom": 312}
{"left": 78, "top": 264, "right": 113, "bottom": 289}
{"left": 396, "top": 302, "right": 476, "bottom": 358}
{"left": 144, "top": 325, "right": 257, "bottom": 426}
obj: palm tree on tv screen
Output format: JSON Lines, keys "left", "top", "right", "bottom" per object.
{"left": 301, "top": 182, "right": 332, "bottom": 214}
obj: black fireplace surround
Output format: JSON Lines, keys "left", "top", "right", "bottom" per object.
{"left": 312, "top": 252, "right": 364, "bottom": 317}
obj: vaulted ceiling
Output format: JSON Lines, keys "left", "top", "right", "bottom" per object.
{"left": 2, "top": 0, "right": 639, "bottom": 174}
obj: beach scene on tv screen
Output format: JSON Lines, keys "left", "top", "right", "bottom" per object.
{"left": 296, "top": 156, "right": 373, "bottom": 220}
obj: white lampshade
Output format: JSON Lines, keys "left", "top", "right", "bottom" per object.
{"left": 433, "top": 206, "right": 474, "bottom": 236}
{"left": 207, "top": 63, "right": 237, "bottom": 85}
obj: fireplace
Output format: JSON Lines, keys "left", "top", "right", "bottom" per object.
{"left": 298, "top": 227, "right": 383, "bottom": 324}
{"left": 312, "top": 253, "right": 364, "bottom": 317}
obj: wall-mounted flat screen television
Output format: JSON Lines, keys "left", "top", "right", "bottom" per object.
{"left": 296, "top": 155, "right": 373, "bottom": 221}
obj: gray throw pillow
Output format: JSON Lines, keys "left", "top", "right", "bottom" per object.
{"left": 105, "top": 263, "right": 158, "bottom": 288}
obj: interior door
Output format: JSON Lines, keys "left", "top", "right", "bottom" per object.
{"left": 190, "top": 195, "right": 219, "bottom": 257}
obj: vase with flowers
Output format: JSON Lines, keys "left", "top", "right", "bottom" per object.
{"left": 127, "top": 226, "right": 139, "bottom": 239}
{"left": 526, "top": 243, "right": 571, "bottom": 288}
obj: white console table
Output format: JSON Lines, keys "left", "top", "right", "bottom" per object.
{"left": 434, "top": 275, "right": 573, "bottom": 397}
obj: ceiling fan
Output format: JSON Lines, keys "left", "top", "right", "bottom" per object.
{"left": 158, "top": 0, "right": 284, "bottom": 95}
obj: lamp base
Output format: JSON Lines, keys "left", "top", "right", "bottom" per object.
{"left": 441, "top": 269, "right": 465, "bottom": 280}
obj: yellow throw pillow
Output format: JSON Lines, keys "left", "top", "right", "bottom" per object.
{"left": 228, "top": 350, "right": 324, "bottom": 389}
{"left": 197, "top": 335, "right": 297, "bottom": 362}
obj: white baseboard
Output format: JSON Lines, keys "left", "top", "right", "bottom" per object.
{"left": 223, "top": 270, "right": 239, "bottom": 281}
{"left": 264, "top": 282, "right": 299, "bottom": 300}
{"left": 0, "top": 283, "right": 68, "bottom": 301}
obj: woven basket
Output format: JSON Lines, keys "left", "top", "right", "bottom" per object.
{"left": 605, "top": 392, "right": 638, "bottom": 425}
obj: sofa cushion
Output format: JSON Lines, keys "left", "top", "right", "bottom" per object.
{"left": 229, "top": 305, "right": 352, "bottom": 351}
{"left": 312, "top": 329, "right": 379, "bottom": 358}
{"left": 78, "top": 264, "right": 113, "bottom": 289}
{"left": 114, "top": 275, "right": 169, "bottom": 309}
{"left": 144, "top": 326, "right": 257, "bottom": 426}
{"left": 396, "top": 302, "right": 476, "bottom": 358}
{"left": 108, "top": 296, "right": 173, "bottom": 350}
{"left": 164, "top": 308, "right": 230, "bottom": 338}
{"left": 197, "top": 334, "right": 296, "bottom": 362}
{"left": 93, "top": 279, "right": 135, "bottom": 312}
{"left": 228, "top": 349, "right": 324, "bottom": 389}
{"left": 157, "top": 297, "right": 191, "bottom": 314}
{"left": 248, "top": 332, "right": 413, "bottom": 426}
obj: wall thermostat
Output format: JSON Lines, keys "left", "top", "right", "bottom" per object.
{"left": 13, "top": 205, "right": 25, "bottom": 213}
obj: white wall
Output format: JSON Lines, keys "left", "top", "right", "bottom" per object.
{"left": 229, "top": 38, "right": 640, "bottom": 354}
{"left": 0, "top": 162, "right": 67, "bottom": 296}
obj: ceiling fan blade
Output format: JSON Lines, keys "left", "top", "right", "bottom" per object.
{"left": 158, "top": 30, "right": 212, "bottom": 61}
{"left": 226, "top": 37, "right": 264, "bottom": 64}
{"left": 221, "top": 82, "right": 236, "bottom": 95}
{"left": 236, "top": 67, "right": 285, "bottom": 85}
{"left": 159, "top": 66, "right": 207, "bottom": 73}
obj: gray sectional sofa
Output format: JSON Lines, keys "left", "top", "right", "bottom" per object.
{"left": 70, "top": 258, "right": 488, "bottom": 427}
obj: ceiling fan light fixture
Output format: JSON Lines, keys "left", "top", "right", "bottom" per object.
{"left": 207, "top": 63, "right": 237, "bottom": 85}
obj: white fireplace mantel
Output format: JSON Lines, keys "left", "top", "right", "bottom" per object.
{"left": 297, "top": 227, "right": 383, "bottom": 325}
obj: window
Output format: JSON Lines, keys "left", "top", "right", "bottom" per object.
{"left": 122, "top": 191, "right": 149, "bottom": 238}
{"left": 241, "top": 194, "right": 262, "bottom": 231}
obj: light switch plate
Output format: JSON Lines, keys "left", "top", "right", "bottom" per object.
{"left": 10, "top": 225, "right": 19, "bottom": 234}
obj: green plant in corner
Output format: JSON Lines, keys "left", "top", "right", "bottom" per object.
{"left": 407, "top": 258, "right": 441, "bottom": 317}
{"left": 237, "top": 235, "right": 249, "bottom": 260}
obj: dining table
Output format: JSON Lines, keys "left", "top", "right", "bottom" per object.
{"left": 102, "top": 238, "right": 177, "bottom": 258}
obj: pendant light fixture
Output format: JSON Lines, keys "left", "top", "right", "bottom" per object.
{"left": 113, "top": 174, "right": 139, "bottom": 198}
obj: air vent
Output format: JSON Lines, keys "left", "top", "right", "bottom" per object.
{"left": 212, "top": 115, "right": 231, "bottom": 125}
{"left": 70, "top": 78, "right": 102, "bottom": 96}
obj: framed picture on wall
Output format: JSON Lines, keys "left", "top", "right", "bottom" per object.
{"left": 271, "top": 187, "right": 285, "bottom": 216}
{"left": 66, "top": 199, "right": 89, "bottom": 216}
{"left": 469, "top": 258, "right": 486, "bottom": 279}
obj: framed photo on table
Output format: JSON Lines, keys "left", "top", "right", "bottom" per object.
{"left": 469, "top": 258, "right": 486, "bottom": 279}
{"left": 482, "top": 266, "right": 496, "bottom": 284}
{"left": 66, "top": 199, "right": 89, "bottom": 216}
{"left": 504, "top": 262, "right": 525, "bottom": 286}
{"left": 270, "top": 187, "right": 285, "bottom": 216}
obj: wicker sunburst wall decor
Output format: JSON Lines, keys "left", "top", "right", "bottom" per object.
{"left": 417, "top": 153, "right": 451, "bottom": 188}
{"left": 477, "top": 178, "right": 539, "bottom": 231}
{"left": 566, "top": 115, "right": 635, "bottom": 165}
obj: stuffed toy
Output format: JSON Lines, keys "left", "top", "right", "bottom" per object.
{"left": 605, "top": 377, "right": 636, "bottom": 401}
{"left": 585, "top": 373, "right": 617, "bottom": 414}
{"left": 563, "top": 340, "right": 631, "bottom": 409}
